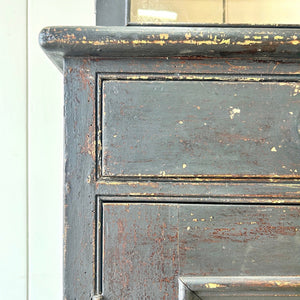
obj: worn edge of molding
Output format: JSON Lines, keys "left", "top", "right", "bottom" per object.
{"left": 39, "top": 26, "right": 300, "bottom": 71}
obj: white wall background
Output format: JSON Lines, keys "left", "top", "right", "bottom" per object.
{"left": 1, "top": 0, "right": 93, "bottom": 298}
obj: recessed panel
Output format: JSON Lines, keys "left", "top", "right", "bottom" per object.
{"left": 102, "top": 80, "right": 300, "bottom": 177}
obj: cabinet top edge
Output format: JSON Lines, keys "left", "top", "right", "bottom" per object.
{"left": 39, "top": 26, "right": 300, "bottom": 71}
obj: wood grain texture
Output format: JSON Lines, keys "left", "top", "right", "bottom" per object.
{"left": 63, "top": 59, "right": 97, "bottom": 299}
{"left": 102, "top": 202, "right": 179, "bottom": 300}
{"left": 102, "top": 80, "right": 300, "bottom": 177}
{"left": 101, "top": 202, "right": 300, "bottom": 299}
{"left": 179, "top": 204, "right": 300, "bottom": 277}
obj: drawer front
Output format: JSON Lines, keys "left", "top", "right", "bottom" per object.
{"left": 102, "top": 80, "right": 300, "bottom": 177}
{"left": 102, "top": 202, "right": 300, "bottom": 299}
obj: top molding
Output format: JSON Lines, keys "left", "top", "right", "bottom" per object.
{"left": 39, "top": 26, "right": 300, "bottom": 71}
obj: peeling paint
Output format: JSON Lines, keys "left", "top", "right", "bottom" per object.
{"left": 185, "top": 33, "right": 192, "bottom": 40}
{"left": 205, "top": 283, "right": 225, "bottom": 289}
{"left": 274, "top": 35, "right": 284, "bottom": 40}
{"left": 159, "top": 33, "right": 169, "bottom": 40}
{"left": 293, "top": 86, "right": 300, "bottom": 96}
{"left": 229, "top": 107, "right": 241, "bottom": 119}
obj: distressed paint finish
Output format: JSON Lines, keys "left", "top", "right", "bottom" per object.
{"left": 102, "top": 80, "right": 300, "bottom": 177}
{"left": 39, "top": 27, "right": 300, "bottom": 300}
{"left": 102, "top": 202, "right": 179, "bottom": 299}
{"left": 179, "top": 205, "right": 300, "bottom": 277}
{"left": 39, "top": 26, "right": 300, "bottom": 71}
{"left": 95, "top": 180, "right": 300, "bottom": 201}
{"left": 179, "top": 276, "right": 300, "bottom": 298}
{"left": 63, "top": 58, "right": 98, "bottom": 299}
{"left": 102, "top": 202, "right": 300, "bottom": 299}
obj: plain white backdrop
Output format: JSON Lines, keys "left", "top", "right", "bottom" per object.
{"left": 1, "top": 0, "right": 93, "bottom": 298}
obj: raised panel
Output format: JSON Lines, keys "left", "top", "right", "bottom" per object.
{"left": 102, "top": 80, "right": 300, "bottom": 177}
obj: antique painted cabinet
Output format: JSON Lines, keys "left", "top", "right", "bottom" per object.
{"left": 40, "top": 23, "right": 300, "bottom": 299}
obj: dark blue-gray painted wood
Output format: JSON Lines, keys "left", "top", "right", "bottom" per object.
{"left": 102, "top": 80, "right": 300, "bottom": 177}
{"left": 39, "top": 26, "right": 300, "bottom": 71}
{"left": 179, "top": 276, "right": 300, "bottom": 299}
{"left": 102, "top": 202, "right": 300, "bottom": 299}
{"left": 63, "top": 59, "right": 97, "bottom": 299}
{"left": 40, "top": 27, "right": 300, "bottom": 299}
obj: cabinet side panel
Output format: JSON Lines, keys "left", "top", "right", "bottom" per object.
{"left": 64, "top": 59, "right": 96, "bottom": 299}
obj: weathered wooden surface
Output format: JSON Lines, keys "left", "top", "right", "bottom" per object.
{"left": 179, "top": 276, "right": 300, "bottom": 298}
{"left": 38, "top": 22, "right": 300, "bottom": 298}
{"left": 102, "top": 202, "right": 179, "bottom": 300}
{"left": 102, "top": 202, "right": 300, "bottom": 299}
{"left": 96, "top": 180, "right": 300, "bottom": 201}
{"left": 59, "top": 56, "right": 300, "bottom": 300}
{"left": 63, "top": 59, "right": 97, "bottom": 299}
{"left": 102, "top": 80, "right": 300, "bottom": 177}
{"left": 179, "top": 204, "right": 300, "bottom": 277}
{"left": 39, "top": 26, "right": 300, "bottom": 71}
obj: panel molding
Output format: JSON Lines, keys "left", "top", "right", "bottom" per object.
{"left": 98, "top": 199, "right": 300, "bottom": 298}
{"left": 39, "top": 26, "right": 300, "bottom": 71}
{"left": 179, "top": 276, "right": 300, "bottom": 298}
{"left": 97, "top": 73, "right": 300, "bottom": 179}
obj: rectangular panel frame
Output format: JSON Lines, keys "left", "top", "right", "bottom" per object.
{"left": 96, "top": 73, "right": 300, "bottom": 180}
{"left": 96, "top": 196, "right": 300, "bottom": 298}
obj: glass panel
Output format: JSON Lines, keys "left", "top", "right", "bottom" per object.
{"left": 130, "top": 0, "right": 224, "bottom": 23}
{"left": 130, "top": 0, "right": 300, "bottom": 24}
{"left": 227, "top": 0, "right": 299, "bottom": 24}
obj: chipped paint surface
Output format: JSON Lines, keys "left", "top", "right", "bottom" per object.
{"left": 293, "top": 85, "right": 300, "bottom": 96}
{"left": 55, "top": 32, "right": 300, "bottom": 300}
{"left": 102, "top": 79, "right": 300, "bottom": 178}
{"left": 103, "top": 203, "right": 300, "bottom": 298}
{"left": 103, "top": 203, "right": 179, "bottom": 299}
{"left": 185, "top": 32, "right": 192, "bottom": 39}
{"left": 205, "top": 283, "right": 225, "bottom": 288}
{"left": 40, "top": 27, "right": 300, "bottom": 72}
{"left": 159, "top": 33, "right": 169, "bottom": 40}
{"left": 229, "top": 107, "right": 241, "bottom": 119}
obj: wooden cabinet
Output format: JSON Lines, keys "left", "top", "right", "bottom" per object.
{"left": 40, "top": 26, "right": 300, "bottom": 299}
